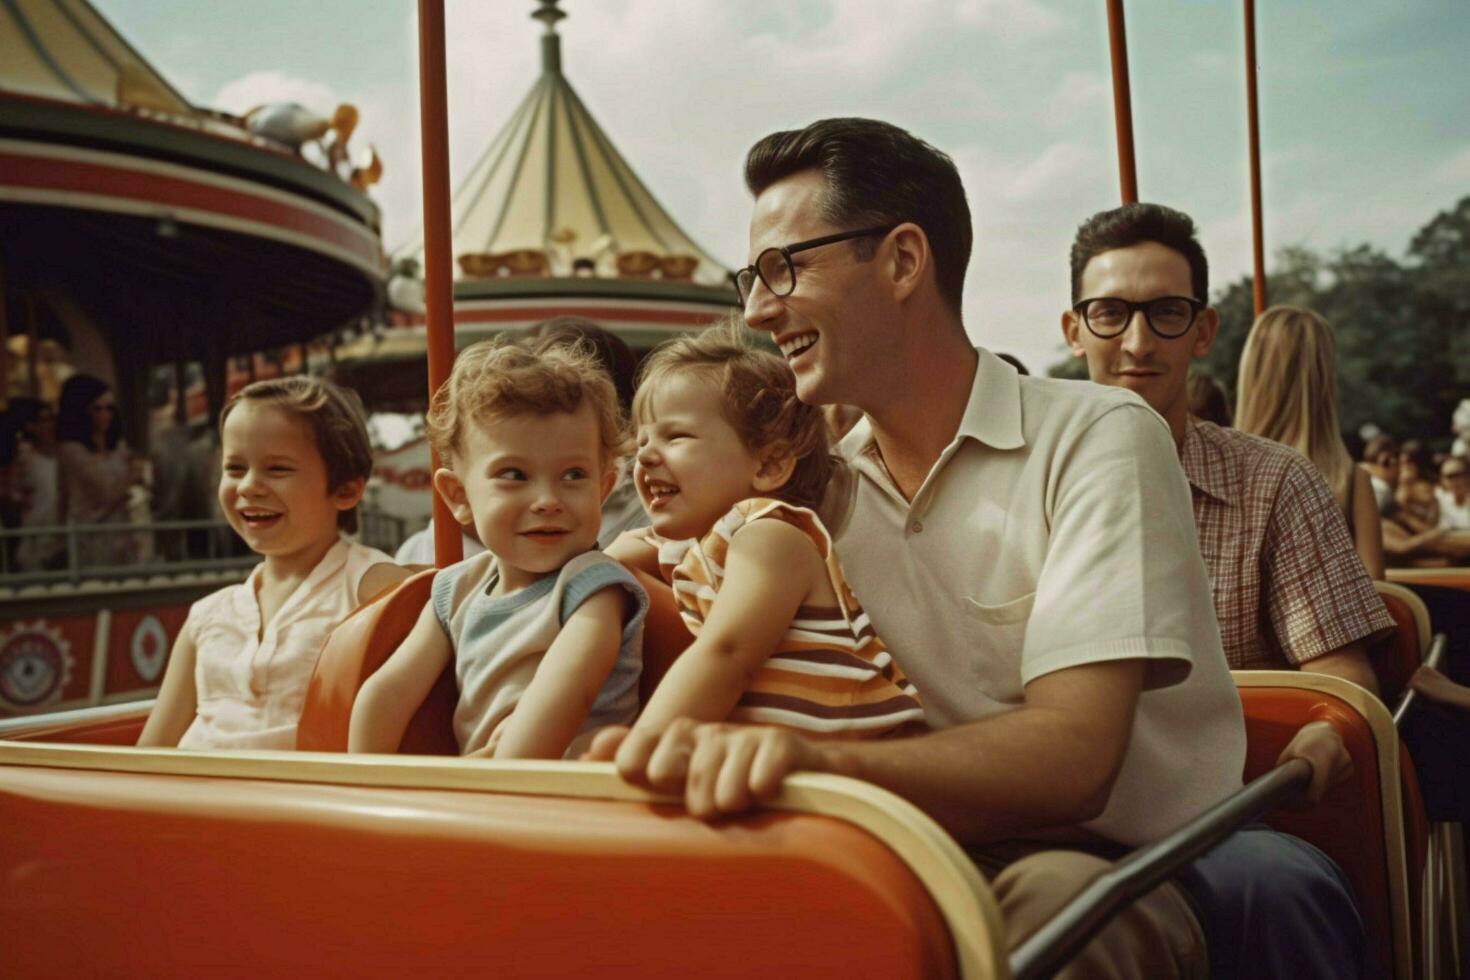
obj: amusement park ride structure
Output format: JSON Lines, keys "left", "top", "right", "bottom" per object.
{"left": 0, "top": 3, "right": 1463, "bottom": 978}
{"left": 0, "top": 0, "right": 386, "bottom": 716}
{"left": 345, "top": 0, "right": 738, "bottom": 542}
{"left": 335, "top": 0, "right": 737, "bottom": 412}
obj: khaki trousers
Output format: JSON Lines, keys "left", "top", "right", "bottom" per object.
{"left": 969, "top": 843, "right": 1208, "bottom": 980}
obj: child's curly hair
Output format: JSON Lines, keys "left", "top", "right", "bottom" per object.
{"left": 427, "top": 337, "right": 630, "bottom": 469}
{"left": 633, "top": 318, "right": 832, "bottom": 510}
{"left": 220, "top": 377, "right": 372, "bottom": 532}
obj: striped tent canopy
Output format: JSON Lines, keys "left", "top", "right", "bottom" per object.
{"left": 396, "top": 0, "right": 731, "bottom": 289}
{"left": 0, "top": 0, "right": 195, "bottom": 115}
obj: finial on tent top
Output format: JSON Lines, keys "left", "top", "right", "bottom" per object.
{"left": 533, "top": 0, "right": 566, "bottom": 75}
{"left": 532, "top": 0, "right": 566, "bottom": 33}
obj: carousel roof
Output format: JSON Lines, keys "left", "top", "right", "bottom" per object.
{"left": 396, "top": 0, "right": 732, "bottom": 291}
{"left": 0, "top": 0, "right": 195, "bottom": 115}
{"left": 0, "top": 0, "right": 385, "bottom": 372}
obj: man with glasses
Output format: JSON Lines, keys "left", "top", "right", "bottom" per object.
{"left": 598, "top": 118, "right": 1247, "bottom": 978}
{"left": 1062, "top": 203, "right": 1388, "bottom": 689}
{"left": 1063, "top": 202, "right": 1384, "bottom": 978}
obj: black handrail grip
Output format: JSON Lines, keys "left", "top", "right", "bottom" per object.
{"left": 1391, "top": 632, "right": 1447, "bottom": 729}
{"left": 1009, "top": 758, "right": 1313, "bottom": 980}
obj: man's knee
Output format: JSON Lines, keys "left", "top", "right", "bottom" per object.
{"left": 1180, "top": 828, "right": 1363, "bottom": 979}
{"left": 1188, "top": 827, "right": 1359, "bottom": 923}
{"left": 993, "top": 849, "right": 1206, "bottom": 980}
{"left": 991, "top": 849, "right": 1104, "bottom": 931}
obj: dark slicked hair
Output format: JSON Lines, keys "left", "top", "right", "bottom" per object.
{"left": 1070, "top": 203, "right": 1209, "bottom": 303}
{"left": 57, "top": 374, "right": 121, "bottom": 451}
{"left": 520, "top": 316, "right": 638, "bottom": 414}
{"left": 745, "top": 118, "right": 972, "bottom": 316}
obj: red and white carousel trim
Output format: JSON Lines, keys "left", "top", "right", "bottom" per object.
{"left": 0, "top": 137, "right": 384, "bottom": 277}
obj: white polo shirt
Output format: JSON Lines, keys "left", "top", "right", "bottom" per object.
{"left": 825, "top": 347, "right": 1245, "bottom": 846}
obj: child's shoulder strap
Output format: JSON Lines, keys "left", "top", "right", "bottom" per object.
{"left": 555, "top": 550, "right": 648, "bottom": 627}
{"left": 431, "top": 551, "right": 498, "bottom": 632}
{"left": 728, "top": 497, "right": 832, "bottom": 562}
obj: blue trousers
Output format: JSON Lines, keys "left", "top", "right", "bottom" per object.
{"left": 1176, "top": 825, "right": 1364, "bottom": 979}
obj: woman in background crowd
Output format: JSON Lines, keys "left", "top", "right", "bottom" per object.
{"left": 1235, "top": 306, "right": 1384, "bottom": 578}
{"left": 1393, "top": 440, "right": 1441, "bottom": 532}
{"left": 55, "top": 374, "right": 146, "bottom": 567}
{"left": 6, "top": 398, "right": 63, "bottom": 571}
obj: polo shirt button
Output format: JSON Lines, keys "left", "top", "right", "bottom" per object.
{"left": 911, "top": 520, "right": 923, "bottom": 534}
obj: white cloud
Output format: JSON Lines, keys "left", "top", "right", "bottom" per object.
{"left": 212, "top": 70, "right": 339, "bottom": 117}
{"left": 1434, "top": 145, "right": 1470, "bottom": 185}
{"left": 1045, "top": 71, "right": 1109, "bottom": 128}
{"left": 1005, "top": 140, "right": 1099, "bottom": 202}
{"left": 954, "top": 0, "right": 1069, "bottom": 38}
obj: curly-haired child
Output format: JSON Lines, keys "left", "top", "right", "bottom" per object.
{"left": 350, "top": 340, "right": 646, "bottom": 758}
{"left": 604, "top": 325, "right": 923, "bottom": 747}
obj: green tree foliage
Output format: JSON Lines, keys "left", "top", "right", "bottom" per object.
{"left": 1050, "top": 197, "right": 1470, "bottom": 445}
{"left": 1407, "top": 195, "right": 1470, "bottom": 399}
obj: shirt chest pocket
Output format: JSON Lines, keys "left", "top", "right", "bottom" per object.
{"left": 959, "top": 591, "right": 1036, "bottom": 705}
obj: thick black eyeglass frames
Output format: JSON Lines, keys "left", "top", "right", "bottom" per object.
{"left": 1072, "top": 296, "right": 1205, "bottom": 339}
{"left": 732, "top": 225, "right": 897, "bottom": 306}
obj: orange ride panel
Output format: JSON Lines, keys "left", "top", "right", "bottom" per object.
{"left": 0, "top": 767, "right": 958, "bottom": 980}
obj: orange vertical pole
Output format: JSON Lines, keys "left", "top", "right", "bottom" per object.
{"left": 417, "top": 0, "right": 462, "bottom": 566}
{"left": 1105, "top": 0, "right": 1139, "bottom": 204}
{"left": 1243, "top": 0, "right": 1267, "bottom": 315}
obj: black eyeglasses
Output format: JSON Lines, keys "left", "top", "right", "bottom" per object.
{"left": 1072, "top": 296, "right": 1205, "bottom": 339}
{"left": 733, "top": 224, "right": 897, "bottom": 305}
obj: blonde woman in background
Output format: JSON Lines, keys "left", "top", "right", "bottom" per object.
{"left": 1235, "top": 306, "right": 1385, "bottom": 578}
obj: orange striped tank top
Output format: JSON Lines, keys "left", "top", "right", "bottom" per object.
{"left": 656, "top": 498, "right": 924, "bottom": 738}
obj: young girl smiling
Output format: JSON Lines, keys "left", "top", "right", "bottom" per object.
{"left": 139, "top": 378, "right": 406, "bottom": 750}
{"left": 608, "top": 327, "right": 922, "bottom": 739}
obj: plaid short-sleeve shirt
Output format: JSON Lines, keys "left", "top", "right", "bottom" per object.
{"left": 1180, "top": 417, "right": 1393, "bottom": 670}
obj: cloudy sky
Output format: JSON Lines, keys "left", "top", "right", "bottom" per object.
{"left": 99, "top": 0, "right": 1469, "bottom": 374}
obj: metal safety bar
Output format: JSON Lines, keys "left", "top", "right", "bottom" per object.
{"left": 1008, "top": 758, "right": 1313, "bottom": 980}
{"left": 1392, "top": 631, "right": 1448, "bottom": 729}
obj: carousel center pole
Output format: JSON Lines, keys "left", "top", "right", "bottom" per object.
{"left": 1105, "top": 0, "right": 1139, "bottom": 204}
{"left": 417, "top": 0, "right": 462, "bottom": 567}
{"left": 1244, "top": 0, "right": 1268, "bottom": 315}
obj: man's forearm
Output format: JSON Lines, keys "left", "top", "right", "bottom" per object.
{"left": 819, "top": 707, "right": 1124, "bottom": 844}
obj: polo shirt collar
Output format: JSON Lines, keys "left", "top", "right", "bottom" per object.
{"left": 834, "top": 346, "right": 1026, "bottom": 465}
{"left": 956, "top": 347, "right": 1026, "bottom": 451}
{"left": 1179, "top": 415, "right": 1237, "bottom": 504}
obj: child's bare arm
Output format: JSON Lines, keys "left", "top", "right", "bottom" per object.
{"left": 489, "top": 586, "right": 625, "bottom": 759}
{"left": 632, "top": 520, "right": 818, "bottom": 733}
{"left": 349, "top": 600, "right": 453, "bottom": 753}
{"left": 136, "top": 624, "right": 199, "bottom": 747}
{"left": 606, "top": 528, "right": 662, "bottom": 579}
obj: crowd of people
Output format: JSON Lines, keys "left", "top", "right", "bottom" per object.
{"left": 1362, "top": 432, "right": 1470, "bottom": 563}
{"left": 0, "top": 359, "right": 265, "bottom": 574}
{"left": 0, "top": 373, "right": 153, "bottom": 571}
{"left": 17, "top": 116, "right": 1470, "bottom": 977}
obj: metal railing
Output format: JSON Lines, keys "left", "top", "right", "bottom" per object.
{"left": 0, "top": 512, "right": 408, "bottom": 590}
{"left": 1009, "top": 759, "right": 1314, "bottom": 980}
